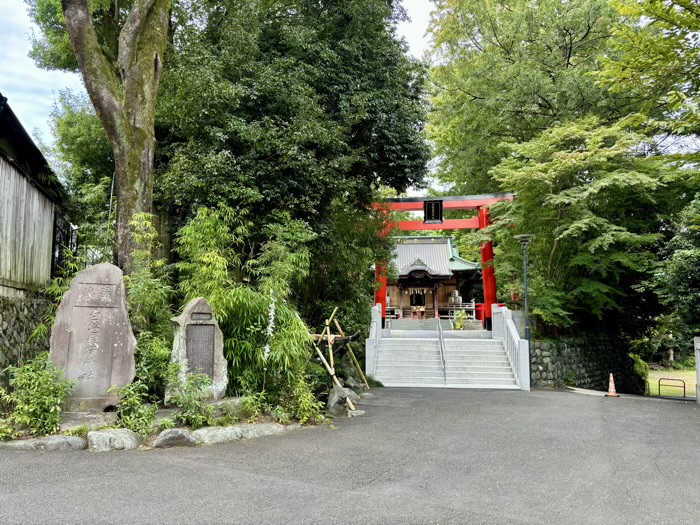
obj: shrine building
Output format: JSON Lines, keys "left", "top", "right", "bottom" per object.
{"left": 385, "top": 236, "right": 481, "bottom": 320}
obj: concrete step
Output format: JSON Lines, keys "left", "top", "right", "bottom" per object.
{"left": 445, "top": 371, "right": 515, "bottom": 380}
{"left": 376, "top": 365, "right": 446, "bottom": 373}
{"left": 443, "top": 339, "right": 503, "bottom": 346}
{"left": 379, "top": 338, "right": 505, "bottom": 350}
{"left": 377, "top": 377, "right": 519, "bottom": 388}
{"left": 377, "top": 356, "right": 442, "bottom": 366}
{"left": 442, "top": 355, "right": 510, "bottom": 363}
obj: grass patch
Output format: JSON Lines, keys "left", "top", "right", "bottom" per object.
{"left": 647, "top": 369, "right": 697, "bottom": 398}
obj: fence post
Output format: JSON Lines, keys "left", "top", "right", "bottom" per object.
{"left": 518, "top": 339, "right": 530, "bottom": 391}
{"left": 366, "top": 304, "right": 382, "bottom": 377}
{"left": 695, "top": 337, "right": 700, "bottom": 405}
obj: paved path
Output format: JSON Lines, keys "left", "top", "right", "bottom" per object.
{"left": 1, "top": 388, "right": 699, "bottom": 524}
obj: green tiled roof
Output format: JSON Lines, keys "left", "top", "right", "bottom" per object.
{"left": 393, "top": 236, "right": 479, "bottom": 278}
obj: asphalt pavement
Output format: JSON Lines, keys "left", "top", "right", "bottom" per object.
{"left": 1, "top": 388, "right": 699, "bottom": 525}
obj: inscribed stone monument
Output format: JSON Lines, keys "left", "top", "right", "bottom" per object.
{"left": 50, "top": 263, "right": 136, "bottom": 411}
{"left": 168, "top": 297, "right": 227, "bottom": 400}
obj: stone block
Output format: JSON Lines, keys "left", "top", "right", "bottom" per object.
{"left": 88, "top": 429, "right": 142, "bottom": 452}
{"left": 153, "top": 429, "right": 197, "bottom": 448}
{"left": 192, "top": 423, "right": 292, "bottom": 445}
{"left": 0, "top": 435, "right": 87, "bottom": 452}
{"left": 50, "top": 264, "right": 136, "bottom": 411}
{"left": 166, "top": 298, "right": 227, "bottom": 401}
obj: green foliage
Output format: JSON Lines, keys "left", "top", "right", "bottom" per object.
{"left": 240, "top": 392, "right": 266, "bottom": 422}
{"left": 124, "top": 213, "right": 177, "bottom": 403}
{"left": 168, "top": 373, "right": 214, "bottom": 430}
{"left": 134, "top": 332, "right": 177, "bottom": 402}
{"left": 125, "top": 213, "right": 174, "bottom": 337}
{"left": 629, "top": 353, "right": 650, "bottom": 382}
{"left": 296, "top": 200, "right": 395, "bottom": 337}
{"left": 600, "top": 0, "right": 700, "bottom": 142}
{"left": 62, "top": 425, "right": 89, "bottom": 438}
{"left": 175, "top": 205, "right": 324, "bottom": 423}
{"left": 28, "top": 250, "right": 85, "bottom": 346}
{"left": 157, "top": 418, "right": 175, "bottom": 431}
{"left": 45, "top": 90, "right": 115, "bottom": 256}
{"left": 453, "top": 310, "right": 468, "bottom": 330}
{"left": 364, "top": 375, "right": 384, "bottom": 388}
{"left": 110, "top": 381, "right": 156, "bottom": 438}
{"left": 0, "top": 353, "right": 74, "bottom": 436}
{"left": 429, "top": 0, "right": 629, "bottom": 193}
{"left": 157, "top": 0, "right": 428, "bottom": 229}
{"left": 488, "top": 116, "right": 686, "bottom": 329}
{"left": 563, "top": 371, "right": 578, "bottom": 387}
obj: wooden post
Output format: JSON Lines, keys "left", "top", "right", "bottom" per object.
{"left": 333, "top": 319, "right": 370, "bottom": 390}
{"left": 325, "top": 319, "right": 334, "bottom": 370}
{"left": 313, "top": 344, "right": 356, "bottom": 411}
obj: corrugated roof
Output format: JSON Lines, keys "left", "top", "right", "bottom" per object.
{"left": 393, "top": 237, "right": 479, "bottom": 277}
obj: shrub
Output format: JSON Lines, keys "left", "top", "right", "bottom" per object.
{"left": 629, "top": 353, "right": 650, "bottom": 382}
{"left": 563, "top": 371, "right": 578, "bottom": 387}
{"left": 110, "top": 381, "right": 156, "bottom": 438}
{"left": 175, "top": 206, "right": 323, "bottom": 423}
{"left": 0, "top": 353, "right": 74, "bottom": 436}
{"left": 168, "top": 373, "right": 214, "bottom": 429}
{"left": 135, "top": 332, "right": 178, "bottom": 401}
{"left": 63, "top": 425, "right": 89, "bottom": 438}
{"left": 28, "top": 250, "right": 85, "bottom": 347}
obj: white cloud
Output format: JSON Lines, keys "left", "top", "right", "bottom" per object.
{"left": 396, "top": 0, "right": 434, "bottom": 60}
{"left": 0, "top": 1, "right": 84, "bottom": 141}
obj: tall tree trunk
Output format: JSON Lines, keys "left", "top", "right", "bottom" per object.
{"left": 61, "top": 0, "right": 169, "bottom": 272}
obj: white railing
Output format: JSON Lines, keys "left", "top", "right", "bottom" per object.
{"left": 365, "top": 303, "right": 383, "bottom": 377}
{"left": 695, "top": 337, "right": 700, "bottom": 406}
{"left": 492, "top": 304, "right": 530, "bottom": 391}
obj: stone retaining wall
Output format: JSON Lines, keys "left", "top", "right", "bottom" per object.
{"left": 0, "top": 292, "right": 51, "bottom": 383}
{"left": 531, "top": 335, "right": 644, "bottom": 395}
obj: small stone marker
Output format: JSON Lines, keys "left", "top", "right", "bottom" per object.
{"left": 50, "top": 263, "right": 136, "bottom": 411}
{"left": 168, "top": 297, "right": 227, "bottom": 400}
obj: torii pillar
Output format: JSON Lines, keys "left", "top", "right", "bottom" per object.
{"left": 372, "top": 193, "right": 514, "bottom": 329}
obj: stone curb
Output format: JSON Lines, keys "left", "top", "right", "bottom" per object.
{"left": 0, "top": 435, "right": 87, "bottom": 452}
{"left": 192, "top": 422, "right": 301, "bottom": 446}
{"left": 0, "top": 422, "right": 304, "bottom": 452}
{"left": 88, "top": 429, "right": 143, "bottom": 452}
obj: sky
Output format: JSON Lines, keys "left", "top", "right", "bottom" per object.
{"left": 0, "top": 0, "right": 433, "bottom": 144}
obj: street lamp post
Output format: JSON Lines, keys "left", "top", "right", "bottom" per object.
{"left": 514, "top": 234, "right": 534, "bottom": 384}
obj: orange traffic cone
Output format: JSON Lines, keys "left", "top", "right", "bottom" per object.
{"left": 605, "top": 373, "right": 620, "bottom": 397}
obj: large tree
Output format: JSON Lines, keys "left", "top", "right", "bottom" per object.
{"left": 28, "top": 0, "right": 170, "bottom": 270}
{"left": 488, "top": 116, "right": 693, "bottom": 331}
{"left": 156, "top": 0, "right": 429, "bottom": 228}
{"left": 599, "top": 0, "right": 700, "bottom": 145}
{"left": 428, "top": 0, "right": 631, "bottom": 193}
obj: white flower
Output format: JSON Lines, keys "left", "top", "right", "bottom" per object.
{"left": 264, "top": 289, "right": 276, "bottom": 361}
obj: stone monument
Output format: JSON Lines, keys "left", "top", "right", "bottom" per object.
{"left": 168, "top": 297, "right": 227, "bottom": 400}
{"left": 50, "top": 263, "right": 136, "bottom": 411}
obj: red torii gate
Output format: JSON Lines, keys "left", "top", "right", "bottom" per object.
{"left": 373, "top": 193, "right": 514, "bottom": 329}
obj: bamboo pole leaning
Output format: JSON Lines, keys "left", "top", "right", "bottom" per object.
{"left": 333, "top": 319, "right": 370, "bottom": 390}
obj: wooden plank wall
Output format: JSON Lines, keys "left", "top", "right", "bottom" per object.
{"left": 0, "top": 157, "right": 55, "bottom": 290}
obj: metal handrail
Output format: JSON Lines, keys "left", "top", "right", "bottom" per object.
{"left": 437, "top": 319, "right": 447, "bottom": 384}
{"left": 658, "top": 378, "right": 686, "bottom": 398}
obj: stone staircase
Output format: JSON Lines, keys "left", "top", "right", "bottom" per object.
{"left": 372, "top": 335, "right": 519, "bottom": 389}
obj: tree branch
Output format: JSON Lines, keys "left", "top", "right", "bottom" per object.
{"left": 117, "top": 0, "right": 158, "bottom": 76}
{"left": 61, "top": 0, "right": 123, "bottom": 140}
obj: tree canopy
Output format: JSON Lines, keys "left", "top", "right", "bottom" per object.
{"left": 429, "top": 0, "right": 632, "bottom": 193}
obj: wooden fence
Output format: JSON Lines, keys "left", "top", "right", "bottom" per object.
{"left": 0, "top": 156, "right": 55, "bottom": 291}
